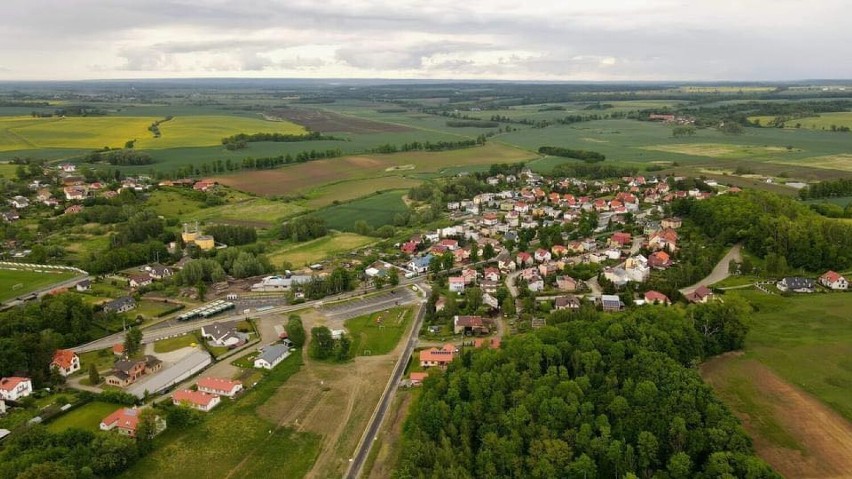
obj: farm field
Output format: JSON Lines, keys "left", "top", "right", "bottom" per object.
{"left": 770, "top": 153, "right": 852, "bottom": 172}
{"left": 345, "top": 306, "right": 413, "bottom": 357}
{"left": 0, "top": 268, "right": 79, "bottom": 302}
{"left": 267, "top": 232, "right": 375, "bottom": 267}
{"left": 0, "top": 116, "right": 157, "bottom": 151}
{"left": 0, "top": 162, "right": 19, "bottom": 177}
{"left": 749, "top": 112, "right": 852, "bottom": 130}
{"left": 46, "top": 401, "right": 119, "bottom": 433}
{"left": 214, "top": 142, "right": 535, "bottom": 197}
{"left": 266, "top": 107, "right": 413, "bottom": 133}
{"left": 185, "top": 197, "right": 306, "bottom": 227}
{"left": 120, "top": 354, "right": 321, "bottom": 479}
{"left": 134, "top": 115, "right": 305, "bottom": 149}
{"left": 701, "top": 291, "right": 852, "bottom": 478}
{"left": 640, "top": 143, "right": 795, "bottom": 159}
{"left": 321, "top": 190, "right": 409, "bottom": 231}
{"left": 302, "top": 176, "right": 422, "bottom": 209}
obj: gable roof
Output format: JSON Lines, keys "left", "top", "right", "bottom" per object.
{"left": 257, "top": 344, "right": 289, "bottom": 364}
{"left": 0, "top": 377, "right": 29, "bottom": 392}
{"left": 52, "top": 349, "right": 77, "bottom": 369}
{"left": 197, "top": 377, "right": 242, "bottom": 392}
{"left": 173, "top": 389, "right": 218, "bottom": 407}
{"left": 101, "top": 407, "right": 140, "bottom": 431}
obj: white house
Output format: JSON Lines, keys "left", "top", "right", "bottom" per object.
{"left": 0, "top": 377, "right": 33, "bottom": 401}
{"left": 254, "top": 344, "right": 290, "bottom": 370}
{"left": 201, "top": 321, "right": 246, "bottom": 348}
{"left": 172, "top": 389, "right": 221, "bottom": 412}
{"left": 820, "top": 271, "right": 848, "bottom": 290}
{"left": 197, "top": 377, "right": 243, "bottom": 398}
{"left": 51, "top": 350, "right": 80, "bottom": 377}
{"left": 449, "top": 276, "right": 465, "bottom": 293}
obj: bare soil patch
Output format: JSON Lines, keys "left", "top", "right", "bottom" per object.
{"left": 701, "top": 354, "right": 852, "bottom": 478}
{"left": 366, "top": 390, "right": 413, "bottom": 479}
{"left": 266, "top": 108, "right": 412, "bottom": 133}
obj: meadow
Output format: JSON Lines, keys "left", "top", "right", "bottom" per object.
{"left": 749, "top": 112, "right": 852, "bottom": 130}
{"left": 320, "top": 190, "right": 409, "bottom": 231}
{"left": 345, "top": 306, "right": 413, "bottom": 357}
{"left": 0, "top": 268, "right": 79, "bottom": 302}
{"left": 120, "top": 354, "right": 321, "bottom": 479}
{"left": 267, "top": 232, "right": 376, "bottom": 267}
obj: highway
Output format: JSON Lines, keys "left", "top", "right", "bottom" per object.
{"left": 344, "top": 283, "right": 429, "bottom": 479}
{"left": 72, "top": 278, "right": 425, "bottom": 353}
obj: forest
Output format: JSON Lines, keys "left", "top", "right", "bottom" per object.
{"left": 674, "top": 191, "right": 852, "bottom": 271}
{"left": 396, "top": 303, "right": 775, "bottom": 479}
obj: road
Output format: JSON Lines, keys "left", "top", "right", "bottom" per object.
{"left": 680, "top": 243, "right": 743, "bottom": 294}
{"left": 72, "top": 278, "right": 426, "bottom": 354}
{"left": 1, "top": 274, "right": 90, "bottom": 308}
{"left": 344, "top": 284, "right": 429, "bottom": 479}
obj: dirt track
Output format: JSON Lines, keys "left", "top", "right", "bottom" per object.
{"left": 702, "top": 354, "right": 852, "bottom": 478}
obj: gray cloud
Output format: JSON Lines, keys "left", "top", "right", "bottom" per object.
{"left": 0, "top": 0, "right": 849, "bottom": 80}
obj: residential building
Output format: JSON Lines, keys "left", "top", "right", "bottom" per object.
{"left": 104, "top": 356, "right": 162, "bottom": 388}
{"left": 609, "top": 232, "right": 632, "bottom": 248}
{"left": 685, "top": 285, "right": 714, "bottom": 303}
{"left": 201, "top": 321, "right": 247, "bottom": 348}
{"left": 100, "top": 407, "right": 166, "bottom": 437}
{"left": 127, "top": 273, "right": 153, "bottom": 288}
{"left": 819, "top": 271, "right": 848, "bottom": 290}
{"left": 555, "top": 295, "right": 581, "bottom": 310}
{"left": 448, "top": 276, "right": 465, "bottom": 293}
{"left": 776, "top": 277, "right": 815, "bottom": 293}
{"left": 254, "top": 344, "right": 290, "bottom": 369}
{"left": 556, "top": 276, "right": 579, "bottom": 292}
{"left": 197, "top": 377, "right": 243, "bottom": 398}
{"left": 644, "top": 290, "right": 671, "bottom": 305}
{"left": 51, "top": 349, "right": 80, "bottom": 377}
{"left": 409, "top": 372, "right": 429, "bottom": 386}
{"left": 419, "top": 344, "right": 458, "bottom": 368}
{"left": 172, "top": 389, "right": 221, "bottom": 412}
{"left": 0, "top": 377, "right": 32, "bottom": 401}
{"left": 454, "top": 315, "right": 490, "bottom": 335}
{"left": 648, "top": 251, "right": 672, "bottom": 269}
{"left": 661, "top": 217, "right": 682, "bottom": 229}
{"left": 407, "top": 254, "right": 433, "bottom": 274}
{"left": 103, "top": 296, "right": 136, "bottom": 314}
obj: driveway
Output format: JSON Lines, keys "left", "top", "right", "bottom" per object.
{"left": 680, "top": 243, "right": 743, "bottom": 294}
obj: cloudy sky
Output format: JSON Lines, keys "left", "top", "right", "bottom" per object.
{"left": 1, "top": 0, "right": 849, "bottom": 81}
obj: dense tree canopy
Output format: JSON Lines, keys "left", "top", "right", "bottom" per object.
{"left": 396, "top": 306, "right": 774, "bottom": 479}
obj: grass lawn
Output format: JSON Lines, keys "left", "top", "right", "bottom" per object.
{"left": 320, "top": 190, "right": 409, "bottom": 231}
{"left": 0, "top": 268, "right": 79, "bottom": 302}
{"left": 78, "top": 348, "right": 117, "bottom": 373}
{"left": 119, "top": 354, "right": 320, "bottom": 479}
{"left": 46, "top": 401, "right": 119, "bottom": 433}
{"left": 185, "top": 197, "right": 306, "bottom": 227}
{"left": 267, "top": 232, "right": 375, "bottom": 267}
{"left": 302, "top": 176, "right": 422, "bottom": 209}
{"left": 345, "top": 306, "right": 413, "bottom": 357}
{"left": 231, "top": 351, "right": 259, "bottom": 369}
{"left": 153, "top": 334, "right": 199, "bottom": 354}
{"left": 726, "top": 290, "right": 852, "bottom": 420}
{"left": 145, "top": 189, "right": 206, "bottom": 219}
{"left": 136, "top": 299, "right": 177, "bottom": 320}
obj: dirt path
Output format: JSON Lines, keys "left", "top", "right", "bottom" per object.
{"left": 680, "top": 243, "right": 742, "bottom": 294}
{"left": 702, "top": 354, "right": 852, "bottom": 478}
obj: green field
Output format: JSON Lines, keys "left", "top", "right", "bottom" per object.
{"left": 0, "top": 268, "right": 79, "bottom": 302}
{"left": 46, "top": 401, "right": 119, "bottom": 433}
{"left": 728, "top": 290, "right": 852, "bottom": 420}
{"left": 185, "top": 197, "right": 306, "bottom": 227}
{"left": 302, "top": 176, "right": 423, "bottom": 209}
{"left": 120, "top": 354, "right": 320, "bottom": 479}
{"left": 320, "top": 190, "right": 409, "bottom": 231}
{"left": 78, "top": 348, "right": 117, "bottom": 373}
{"left": 267, "top": 232, "right": 375, "bottom": 267}
{"left": 345, "top": 307, "right": 413, "bottom": 357}
{"left": 750, "top": 112, "right": 852, "bottom": 130}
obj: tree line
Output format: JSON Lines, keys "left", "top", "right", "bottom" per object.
{"left": 83, "top": 149, "right": 154, "bottom": 166}
{"left": 370, "top": 138, "right": 484, "bottom": 154}
{"left": 538, "top": 146, "right": 606, "bottom": 163}
{"left": 798, "top": 178, "right": 852, "bottom": 199}
{"left": 221, "top": 131, "right": 334, "bottom": 150}
{"left": 396, "top": 303, "right": 773, "bottom": 478}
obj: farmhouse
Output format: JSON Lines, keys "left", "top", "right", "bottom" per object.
{"left": 197, "top": 377, "right": 243, "bottom": 398}
{"left": 51, "top": 349, "right": 80, "bottom": 377}
{"left": 100, "top": 407, "right": 166, "bottom": 438}
{"left": 419, "top": 344, "right": 458, "bottom": 368}
{"left": 776, "top": 277, "right": 815, "bottom": 293}
{"left": 254, "top": 344, "right": 290, "bottom": 370}
{"left": 173, "top": 389, "right": 221, "bottom": 412}
{"left": 819, "top": 271, "right": 848, "bottom": 290}
{"left": 103, "top": 296, "right": 136, "bottom": 314}
{"left": 0, "top": 377, "right": 32, "bottom": 401}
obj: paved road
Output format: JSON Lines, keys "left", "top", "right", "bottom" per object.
{"left": 344, "top": 284, "right": 429, "bottom": 479}
{"left": 72, "top": 278, "right": 426, "bottom": 353}
{"left": 322, "top": 289, "right": 417, "bottom": 322}
{"left": 680, "top": 243, "right": 743, "bottom": 294}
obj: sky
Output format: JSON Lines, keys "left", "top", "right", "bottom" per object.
{"left": 1, "top": 0, "right": 850, "bottom": 81}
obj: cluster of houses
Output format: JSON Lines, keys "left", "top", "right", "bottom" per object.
{"left": 776, "top": 271, "right": 849, "bottom": 293}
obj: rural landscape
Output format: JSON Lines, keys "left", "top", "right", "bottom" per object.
{"left": 1, "top": 2, "right": 852, "bottom": 478}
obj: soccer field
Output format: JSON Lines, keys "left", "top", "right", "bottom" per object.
{"left": 0, "top": 268, "right": 79, "bottom": 302}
